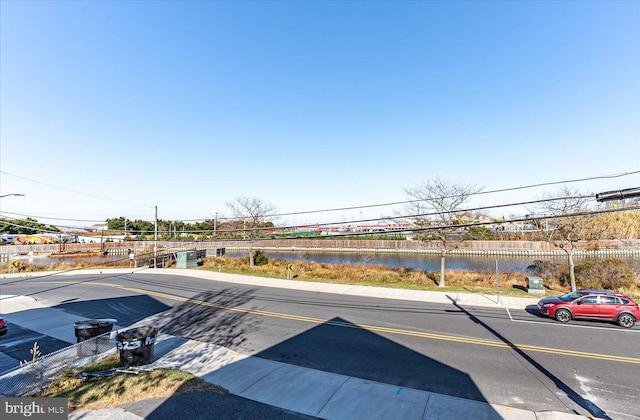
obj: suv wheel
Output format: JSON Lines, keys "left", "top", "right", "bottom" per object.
{"left": 617, "top": 313, "right": 635, "bottom": 328}
{"left": 555, "top": 308, "right": 571, "bottom": 323}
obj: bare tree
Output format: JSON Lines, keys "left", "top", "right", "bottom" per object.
{"left": 226, "top": 196, "right": 278, "bottom": 230}
{"left": 358, "top": 251, "right": 376, "bottom": 277}
{"left": 403, "top": 176, "right": 483, "bottom": 287}
{"left": 535, "top": 186, "right": 602, "bottom": 292}
{"left": 226, "top": 196, "right": 278, "bottom": 266}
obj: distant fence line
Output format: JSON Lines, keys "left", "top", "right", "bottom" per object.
{"left": 1, "top": 239, "right": 640, "bottom": 261}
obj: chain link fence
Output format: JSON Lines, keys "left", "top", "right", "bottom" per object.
{"left": 0, "top": 331, "right": 117, "bottom": 397}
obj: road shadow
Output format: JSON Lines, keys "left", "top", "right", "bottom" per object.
{"left": 123, "top": 390, "right": 315, "bottom": 420}
{"left": 54, "top": 295, "right": 172, "bottom": 326}
{"left": 525, "top": 304, "right": 545, "bottom": 318}
{"left": 147, "top": 288, "right": 260, "bottom": 349}
{"left": 446, "top": 296, "right": 611, "bottom": 419}
{"left": 43, "top": 285, "right": 496, "bottom": 418}
{"left": 0, "top": 323, "right": 71, "bottom": 366}
{"left": 146, "top": 315, "right": 499, "bottom": 418}
{"left": 47, "top": 287, "right": 261, "bottom": 353}
{"left": 51, "top": 288, "right": 260, "bottom": 355}
{"left": 254, "top": 316, "right": 487, "bottom": 402}
{"left": 0, "top": 295, "right": 170, "bottom": 367}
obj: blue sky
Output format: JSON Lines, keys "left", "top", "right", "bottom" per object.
{"left": 1, "top": 1, "right": 639, "bottom": 227}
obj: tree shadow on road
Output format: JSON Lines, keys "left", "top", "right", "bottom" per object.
{"left": 150, "top": 288, "right": 261, "bottom": 349}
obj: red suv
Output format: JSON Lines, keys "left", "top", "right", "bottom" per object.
{"left": 538, "top": 292, "right": 640, "bottom": 328}
{"left": 0, "top": 317, "right": 7, "bottom": 336}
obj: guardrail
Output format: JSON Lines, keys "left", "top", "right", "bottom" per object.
{"left": 139, "top": 249, "right": 207, "bottom": 268}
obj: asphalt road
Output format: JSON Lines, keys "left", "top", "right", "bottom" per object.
{"left": 1, "top": 271, "right": 639, "bottom": 419}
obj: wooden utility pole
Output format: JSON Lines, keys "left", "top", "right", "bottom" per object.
{"left": 154, "top": 205, "right": 158, "bottom": 268}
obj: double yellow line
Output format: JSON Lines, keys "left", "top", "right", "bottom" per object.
{"left": 20, "top": 279, "right": 639, "bottom": 365}
{"left": 96, "top": 282, "right": 640, "bottom": 365}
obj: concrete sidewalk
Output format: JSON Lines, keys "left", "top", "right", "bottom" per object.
{"left": 3, "top": 267, "right": 542, "bottom": 310}
{"left": 1, "top": 269, "right": 596, "bottom": 419}
{"left": 86, "top": 334, "right": 587, "bottom": 420}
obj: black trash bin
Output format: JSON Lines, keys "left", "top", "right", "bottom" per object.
{"left": 74, "top": 319, "right": 117, "bottom": 357}
{"left": 116, "top": 326, "right": 158, "bottom": 368}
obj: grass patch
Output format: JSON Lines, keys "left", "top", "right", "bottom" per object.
{"left": 4, "top": 251, "right": 636, "bottom": 300}
{"left": 197, "top": 256, "right": 639, "bottom": 299}
{"left": 198, "top": 257, "right": 574, "bottom": 298}
{"left": 38, "top": 355, "right": 227, "bottom": 412}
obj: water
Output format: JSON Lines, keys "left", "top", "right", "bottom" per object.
{"left": 13, "top": 251, "right": 640, "bottom": 273}
{"left": 225, "top": 251, "right": 640, "bottom": 273}
{"left": 12, "top": 255, "right": 125, "bottom": 267}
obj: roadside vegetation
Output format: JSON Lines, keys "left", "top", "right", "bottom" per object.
{"left": 2, "top": 251, "right": 637, "bottom": 299}
{"left": 199, "top": 253, "right": 639, "bottom": 299}
{"left": 37, "top": 355, "right": 227, "bottom": 412}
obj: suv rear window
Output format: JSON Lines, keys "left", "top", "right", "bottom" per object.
{"left": 600, "top": 296, "right": 618, "bottom": 304}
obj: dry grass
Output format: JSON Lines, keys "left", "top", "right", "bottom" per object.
{"left": 4, "top": 253, "right": 637, "bottom": 299}
{"left": 0, "top": 259, "right": 131, "bottom": 274}
{"left": 39, "top": 355, "right": 227, "bottom": 412}
{"left": 200, "top": 256, "right": 580, "bottom": 297}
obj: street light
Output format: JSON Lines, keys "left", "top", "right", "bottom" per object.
{"left": 0, "top": 193, "right": 25, "bottom": 198}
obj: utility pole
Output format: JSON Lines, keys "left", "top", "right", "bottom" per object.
{"left": 154, "top": 205, "right": 158, "bottom": 268}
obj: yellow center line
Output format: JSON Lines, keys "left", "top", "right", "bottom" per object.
{"left": 19, "top": 280, "right": 640, "bottom": 365}
{"left": 114, "top": 283, "right": 640, "bottom": 365}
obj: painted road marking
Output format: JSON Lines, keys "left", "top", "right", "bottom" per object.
{"left": 505, "top": 308, "right": 640, "bottom": 333}
{"left": 15, "top": 280, "right": 640, "bottom": 365}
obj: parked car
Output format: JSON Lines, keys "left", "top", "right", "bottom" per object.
{"left": 538, "top": 292, "right": 640, "bottom": 328}
{"left": 0, "top": 317, "right": 7, "bottom": 336}
{"left": 537, "top": 289, "right": 615, "bottom": 311}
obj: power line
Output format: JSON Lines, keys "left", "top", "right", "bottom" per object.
{"left": 5, "top": 202, "right": 636, "bottom": 241}
{"left": 0, "top": 211, "right": 108, "bottom": 223}
{"left": 0, "top": 170, "right": 155, "bottom": 208}
{"left": 187, "top": 194, "right": 598, "bottom": 235}
{"left": 2, "top": 169, "right": 638, "bottom": 224}
{"left": 0, "top": 219, "right": 63, "bottom": 236}
{"left": 177, "top": 170, "right": 640, "bottom": 222}
{"left": 0, "top": 210, "right": 150, "bottom": 224}
{"left": 2, "top": 193, "right": 608, "bottom": 237}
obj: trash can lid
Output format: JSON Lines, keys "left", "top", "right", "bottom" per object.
{"left": 74, "top": 318, "right": 118, "bottom": 328}
{"left": 116, "top": 326, "right": 157, "bottom": 340}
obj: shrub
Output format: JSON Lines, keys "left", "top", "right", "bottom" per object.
{"left": 575, "top": 258, "right": 636, "bottom": 291}
{"left": 253, "top": 250, "right": 269, "bottom": 266}
{"left": 464, "top": 226, "right": 496, "bottom": 240}
{"left": 527, "top": 260, "right": 568, "bottom": 286}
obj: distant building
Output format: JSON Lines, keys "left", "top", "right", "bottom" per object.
{"left": 88, "top": 223, "right": 108, "bottom": 232}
